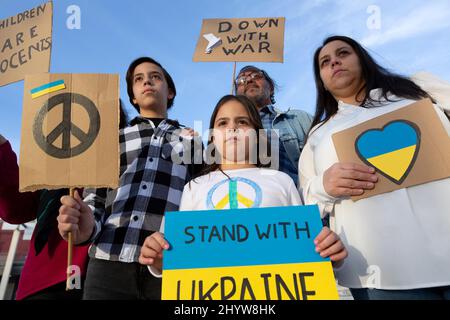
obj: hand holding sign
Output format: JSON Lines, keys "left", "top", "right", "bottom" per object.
{"left": 314, "top": 227, "right": 347, "bottom": 263}
{"left": 145, "top": 226, "right": 347, "bottom": 267}
{"left": 57, "top": 190, "right": 95, "bottom": 245}
{"left": 139, "top": 231, "right": 170, "bottom": 272}
{"left": 323, "top": 162, "right": 378, "bottom": 198}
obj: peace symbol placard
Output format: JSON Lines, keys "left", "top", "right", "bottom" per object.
{"left": 19, "top": 73, "right": 120, "bottom": 192}
{"left": 33, "top": 92, "right": 101, "bottom": 159}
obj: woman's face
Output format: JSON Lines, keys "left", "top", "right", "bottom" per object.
{"left": 318, "top": 40, "right": 365, "bottom": 101}
{"left": 212, "top": 100, "right": 257, "bottom": 165}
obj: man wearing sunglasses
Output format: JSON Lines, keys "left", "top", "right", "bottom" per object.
{"left": 235, "top": 65, "right": 313, "bottom": 186}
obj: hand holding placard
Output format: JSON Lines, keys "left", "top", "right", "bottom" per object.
{"left": 322, "top": 162, "right": 378, "bottom": 198}
{"left": 314, "top": 227, "right": 348, "bottom": 262}
{"left": 57, "top": 190, "right": 95, "bottom": 245}
{"left": 139, "top": 231, "right": 169, "bottom": 272}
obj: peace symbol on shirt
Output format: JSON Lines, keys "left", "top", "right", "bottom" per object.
{"left": 206, "top": 177, "right": 262, "bottom": 210}
{"left": 33, "top": 93, "right": 101, "bottom": 159}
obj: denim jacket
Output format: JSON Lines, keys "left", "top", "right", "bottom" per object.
{"left": 271, "top": 106, "right": 313, "bottom": 181}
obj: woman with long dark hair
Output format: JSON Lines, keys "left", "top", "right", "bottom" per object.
{"left": 299, "top": 35, "right": 450, "bottom": 300}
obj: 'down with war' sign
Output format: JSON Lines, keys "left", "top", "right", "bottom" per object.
{"left": 162, "top": 205, "right": 339, "bottom": 300}
{"left": 0, "top": 1, "right": 52, "bottom": 87}
{"left": 193, "top": 17, "right": 285, "bottom": 62}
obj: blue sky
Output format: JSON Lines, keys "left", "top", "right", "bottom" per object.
{"left": 1, "top": 0, "right": 450, "bottom": 155}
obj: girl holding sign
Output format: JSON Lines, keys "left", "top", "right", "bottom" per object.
{"left": 139, "top": 95, "right": 347, "bottom": 276}
{"left": 299, "top": 35, "right": 450, "bottom": 300}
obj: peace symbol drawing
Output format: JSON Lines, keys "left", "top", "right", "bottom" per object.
{"left": 32, "top": 88, "right": 101, "bottom": 159}
{"left": 355, "top": 120, "right": 421, "bottom": 185}
{"left": 206, "top": 177, "right": 262, "bottom": 209}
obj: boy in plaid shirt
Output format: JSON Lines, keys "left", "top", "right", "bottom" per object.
{"left": 57, "top": 57, "right": 203, "bottom": 299}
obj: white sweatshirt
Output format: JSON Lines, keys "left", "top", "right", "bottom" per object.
{"left": 299, "top": 88, "right": 450, "bottom": 290}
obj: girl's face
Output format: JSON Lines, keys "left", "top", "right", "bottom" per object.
{"left": 318, "top": 40, "right": 365, "bottom": 101}
{"left": 212, "top": 100, "right": 257, "bottom": 165}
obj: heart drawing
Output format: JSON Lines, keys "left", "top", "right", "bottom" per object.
{"left": 355, "top": 120, "right": 421, "bottom": 185}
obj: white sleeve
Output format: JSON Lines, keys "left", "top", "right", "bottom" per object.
{"left": 179, "top": 182, "right": 195, "bottom": 211}
{"left": 298, "top": 141, "right": 338, "bottom": 218}
{"left": 411, "top": 72, "right": 450, "bottom": 116}
{"left": 433, "top": 104, "right": 450, "bottom": 135}
{"left": 287, "top": 178, "right": 303, "bottom": 205}
{"left": 148, "top": 266, "right": 162, "bottom": 278}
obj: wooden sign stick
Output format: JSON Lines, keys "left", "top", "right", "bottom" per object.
{"left": 66, "top": 188, "right": 75, "bottom": 291}
{"left": 231, "top": 61, "right": 237, "bottom": 94}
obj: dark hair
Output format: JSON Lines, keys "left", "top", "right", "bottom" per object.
{"left": 234, "top": 65, "right": 277, "bottom": 104}
{"left": 311, "top": 35, "right": 432, "bottom": 131}
{"left": 119, "top": 99, "right": 128, "bottom": 129}
{"left": 198, "top": 95, "right": 271, "bottom": 178}
{"left": 125, "top": 57, "right": 176, "bottom": 113}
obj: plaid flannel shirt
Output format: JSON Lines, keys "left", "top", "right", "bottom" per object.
{"left": 83, "top": 116, "right": 203, "bottom": 263}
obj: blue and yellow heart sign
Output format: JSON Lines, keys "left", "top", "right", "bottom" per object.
{"left": 355, "top": 120, "right": 421, "bottom": 184}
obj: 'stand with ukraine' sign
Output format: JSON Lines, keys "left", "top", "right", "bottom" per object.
{"left": 162, "top": 205, "right": 339, "bottom": 300}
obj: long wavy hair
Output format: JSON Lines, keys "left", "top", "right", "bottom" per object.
{"left": 310, "top": 35, "right": 432, "bottom": 132}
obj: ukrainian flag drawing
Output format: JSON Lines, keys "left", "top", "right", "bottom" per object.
{"left": 30, "top": 80, "right": 66, "bottom": 99}
{"left": 161, "top": 205, "right": 339, "bottom": 300}
{"left": 356, "top": 120, "right": 420, "bottom": 184}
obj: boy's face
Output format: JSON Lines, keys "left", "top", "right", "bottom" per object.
{"left": 131, "top": 62, "right": 174, "bottom": 113}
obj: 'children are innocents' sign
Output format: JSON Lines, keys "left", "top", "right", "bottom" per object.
{"left": 193, "top": 17, "right": 285, "bottom": 62}
{"left": 162, "top": 205, "right": 339, "bottom": 300}
{"left": 0, "top": 2, "right": 52, "bottom": 87}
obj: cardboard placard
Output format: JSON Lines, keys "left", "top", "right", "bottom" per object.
{"left": 162, "top": 205, "right": 339, "bottom": 300}
{"left": 19, "top": 73, "right": 120, "bottom": 192}
{"left": 0, "top": 2, "right": 52, "bottom": 87}
{"left": 193, "top": 17, "right": 285, "bottom": 62}
{"left": 332, "top": 99, "right": 450, "bottom": 201}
